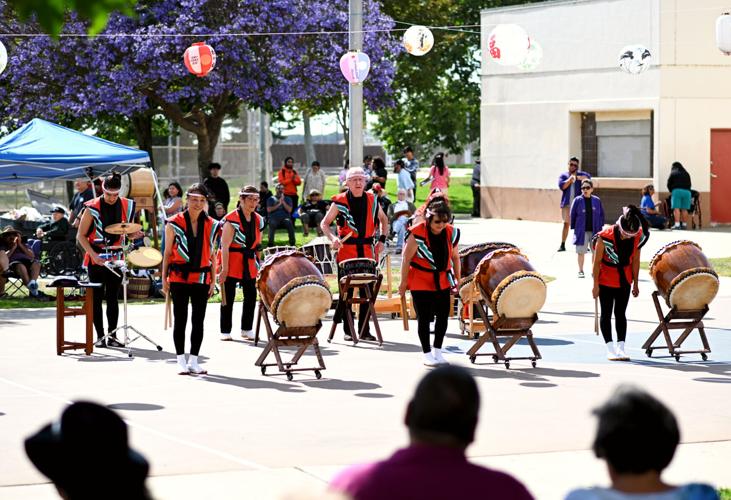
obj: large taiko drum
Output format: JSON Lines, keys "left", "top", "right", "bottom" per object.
{"left": 120, "top": 169, "right": 156, "bottom": 198}
{"left": 475, "top": 248, "right": 546, "bottom": 318}
{"left": 649, "top": 240, "right": 719, "bottom": 310}
{"left": 458, "top": 242, "right": 517, "bottom": 302}
{"left": 256, "top": 250, "right": 332, "bottom": 327}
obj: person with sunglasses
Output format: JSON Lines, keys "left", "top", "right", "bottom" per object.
{"left": 162, "top": 184, "right": 220, "bottom": 375}
{"left": 570, "top": 179, "right": 605, "bottom": 278}
{"left": 558, "top": 157, "right": 592, "bottom": 251}
{"left": 218, "top": 185, "right": 265, "bottom": 342}
{"left": 591, "top": 205, "right": 649, "bottom": 361}
{"left": 399, "top": 199, "right": 461, "bottom": 367}
{"left": 77, "top": 171, "right": 140, "bottom": 348}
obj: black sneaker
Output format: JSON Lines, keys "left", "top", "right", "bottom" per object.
{"left": 107, "top": 337, "right": 124, "bottom": 348}
{"left": 558, "top": 243, "right": 566, "bottom": 252}
{"left": 361, "top": 333, "right": 377, "bottom": 341}
{"left": 344, "top": 334, "right": 353, "bottom": 342}
{"left": 94, "top": 338, "right": 106, "bottom": 348}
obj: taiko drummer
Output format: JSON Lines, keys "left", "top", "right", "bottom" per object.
{"left": 321, "top": 167, "right": 389, "bottom": 342}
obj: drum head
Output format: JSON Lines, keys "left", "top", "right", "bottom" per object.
{"left": 491, "top": 271, "right": 546, "bottom": 318}
{"left": 458, "top": 277, "right": 478, "bottom": 303}
{"left": 273, "top": 278, "right": 332, "bottom": 327}
{"left": 668, "top": 270, "right": 719, "bottom": 310}
{"left": 128, "top": 247, "right": 162, "bottom": 268}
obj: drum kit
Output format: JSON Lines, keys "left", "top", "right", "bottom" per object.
{"left": 96, "top": 222, "right": 163, "bottom": 356}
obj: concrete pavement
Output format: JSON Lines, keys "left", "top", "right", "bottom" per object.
{"left": 0, "top": 219, "right": 729, "bottom": 499}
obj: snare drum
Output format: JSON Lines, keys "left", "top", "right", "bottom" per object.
{"left": 338, "top": 258, "right": 378, "bottom": 284}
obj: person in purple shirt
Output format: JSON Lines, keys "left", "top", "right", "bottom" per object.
{"left": 330, "top": 366, "right": 534, "bottom": 500}
{"left": 570, "top": 179, "right": 605, "bottom": 278}
{"left": 558, "top": 157, "right": 592, "bottom": 252}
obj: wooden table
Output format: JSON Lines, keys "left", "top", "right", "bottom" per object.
{"left": 52, "top": 284, "right": 99, "bottom": 356}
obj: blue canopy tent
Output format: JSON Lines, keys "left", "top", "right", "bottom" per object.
{"left": 0, "top": 118, "right": 150, "bottom": 183}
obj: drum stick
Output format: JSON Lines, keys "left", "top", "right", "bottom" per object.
{"left": 400, "top": 293, "right": 409, "bottom": 331}
{"left": 220, "top": 281, "right": 227, "bottom": 307}
{"left": 334, "top": 233, "right": 352, "bottom": 253}
{"left": 164, "top": 291, "right": 172, "bottom": 330}
{"left": 594, "top": 297, "right": 599, "bottom": 336}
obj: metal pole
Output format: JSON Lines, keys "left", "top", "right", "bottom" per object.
{"left": 349, "top": 0, "right": 363, "bottom": 171}
{"left": 259, "top": 110, "right": 267, "bottom": 182}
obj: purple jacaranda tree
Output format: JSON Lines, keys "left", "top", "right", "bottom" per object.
{"left": 0, "top": 0, "right": 398, "bottom": 179}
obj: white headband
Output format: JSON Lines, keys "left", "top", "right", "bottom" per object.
{"left": 187, "top": 193, "right": 207, "bottom": 199}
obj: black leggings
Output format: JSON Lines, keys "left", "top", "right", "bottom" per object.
{"left": 170, "top": 282, "right": 209, "bottom": 356}
{"left": 411, "top": 289, "right": 451, "bottom": 353}
{"left": 599, "top": 285, "right": 631, "bottom": 343}
{"left": 87, "top": 264, "right": 122, "bottom": 338}
{"left": 220, "top": 277, "right": 257, "bottom": 333}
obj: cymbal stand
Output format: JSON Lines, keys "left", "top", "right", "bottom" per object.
{"left": 101, "top": 232, "right": 163, "bottom": 357}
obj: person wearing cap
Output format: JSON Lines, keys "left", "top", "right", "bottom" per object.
{"left": 25, "top": 401, "right": 152, "bottom": 500}
{"left": 321, "top": 167, "right": 389, "bottom": 342}
{"left": 218, "top": 185, "right": 264, "bottom": 342}
{"left": 299, "top": 189, "right": 328, "bottom": 237}
{"left": 0, "top": 226, "right": 44, "bottom": 298}
{"left": 277, "top": 156, "right": 302, "bottom": 211}
{"left": 36, "top": 207, "right": 70, "bottom": 241}
{"left": 163, "top": 183, "right": 220, "bottom": 374}
{"left": 77, "top": 172, "right": 137, "bottom": 348}
{"left": 303, "top": 160, "right": 327, "bottom": 200}
{"left": 203, "top": 162, "right": 231, "bottom": 218}
{"left": 592, "top": 205, "right": 649, "bottom": 361}
{"left": 569, "top": 179, "right": 604, "bottom": 278}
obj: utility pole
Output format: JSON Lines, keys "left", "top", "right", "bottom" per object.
{"left": 348, "top": 0, "right": 363, "bottom": 171}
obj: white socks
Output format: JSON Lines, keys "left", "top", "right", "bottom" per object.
{"left": 432, "top": 348, "right": 447, "bottom": 365}
{"left": 607, "top": 341, "right": 629, "bottom": 360}
{"left": 616, "top": 341, "right": 628, "bottom": 359}
{"left": 241, "top": 329, "right": 255, "bottom": 340}
{"left": 220, "top": 333, "right": 232, "bottom": 341}
{"left": 423, "top": 352, "right": 438, "bottom": 367}
{"left": 176, "top": 354, "right": 188, "bottom": 374}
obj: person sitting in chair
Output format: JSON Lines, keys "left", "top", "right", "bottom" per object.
{"left": 387, "top": 189, "right": 417, "bottom": 253}
{"left": 0, "top": 227, "right": 45, "bottom": 299}
{"left": 36, "top": 207, "right": 70, "bottom": 241}
{"left": 299, "top": 189, "right": 328, "bottom": 237}
{"left": 266, "top": 183, "right": 296, "bottom": 246}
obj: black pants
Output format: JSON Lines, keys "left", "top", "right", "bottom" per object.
{"left": 412, "top": 289, "right": 450, "bottom": 353}
{"left": 333, "top": 286, "right": 370, "bottom": 337}
{"left": 268, "top": 217, "right": 295, "bottom": 246}
{"left": 220, "top": 277, "right": 257, "bottom": 333}
{"left": 87, "top": 264, "right": 122, "bottom": 338}
{"left": 170, "top": 282, "right": 209, "bottom": 356}
{"left": 471, "top": 185, "right": 481, "bottom": 216}
{"left": 599, "top": 285, "right": 631, "bottom": 343}
{"left": 410, "top": 172, "right": 417, "bottom": 198}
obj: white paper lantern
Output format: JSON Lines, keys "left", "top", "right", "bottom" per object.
{"left": 716, "top": 12, "right": 731, "bottom": 55}
{"left": 618, "top": 44, "right": 652, "bottom": 74}
{"left": 403, "top": 25, "right": 434, "bottom": 56}
{"left": 518, "top": 40, "right": 543, "bottom": 71}
{"left": 488, "top": 24, "right": 530, "bottom": 66}
{"left": 0, "top": 41, "right": 7, "bottom": 76}
{"left": 339, "top": 51, "right": 371, "bottom": 84}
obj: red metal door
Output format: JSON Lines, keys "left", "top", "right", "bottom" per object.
{"left": 710, "top": 129, "right": 731, "bottom": 223}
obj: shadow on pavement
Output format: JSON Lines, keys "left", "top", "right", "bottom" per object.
{"left": 354, "top": 392, "right": 394, "bottom": 398}
{"left": 201, "top": 373, "right": 306, "bottom": 393}
{"left": 107, "top": 403, "right": 165, "bottom": 411}
{"left": 468, "top": 365, "right": 599, "bottom": 382}
{"left": 301, "top": 379, "right": 382, "bottom": 391}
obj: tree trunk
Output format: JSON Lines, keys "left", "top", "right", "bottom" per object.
{"left": 197, "top": 131, "right": 214, "bottom": 181}
{"left": 303, "top": 110, "right": 316, "bottom": 169}
{"left": 335, "top": 97, "right": 349, "bottom": 166}
{"left": 132, "top": 113, "right": 155, "bottom": 170}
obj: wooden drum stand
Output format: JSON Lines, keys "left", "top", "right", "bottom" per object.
{"left": 642, "top": 291, "right": 711, "bottom": 361}
{"left": 328, "top": 272, "right": 384, "bottom": 346}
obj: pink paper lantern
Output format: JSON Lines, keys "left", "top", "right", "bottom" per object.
{"left": 184, "top": 42, "right": 216, "bottom": 77}
{"left": 339, "top": 51, "right": 371, "bottom": 84}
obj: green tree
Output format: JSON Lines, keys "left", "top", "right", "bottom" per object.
{"left": 8, "top": 0, "right": 136, "bottom": 36}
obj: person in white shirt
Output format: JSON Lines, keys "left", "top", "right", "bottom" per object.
{"left": 303, "top": 160, "right": 327, "bottom": 198}
{"left": 387, "top": 189, "right": 417, "bottom": 252}
{"left": 395, "top": 159, "right": 415, "bottom": 202}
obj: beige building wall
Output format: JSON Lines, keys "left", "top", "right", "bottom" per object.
{"left": 480, "top": 0, "right": 731, "bottom": 223}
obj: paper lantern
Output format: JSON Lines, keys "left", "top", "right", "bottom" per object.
{"left": 716, "top": 12, "right": 731, "bottom": 55}
{"left": 183, "top": 42, "right": 216, "bottom": 77}
{"left": 403, "top": 25, "right": 434, "bottom": 56}
{"left": 339, "top": 51, "right": 371, "bottom": 84}
{"left": 0, "top": 41, "right": 7, "bottom": 76}
{"left": 618, "top": 45, "right": 652, "bottom": 74}
{"left": 488, "top": 24, "right": 530, "bottom": 66}
{"left": 518, "top": 40, "right": 543, "bottom": 71}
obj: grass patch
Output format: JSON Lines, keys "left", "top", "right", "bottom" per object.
{"left": 641, "top": 256, "right": 731, "bottom": 277}
{"left": 719, "top": 488, "right": 731, "bottom": 500}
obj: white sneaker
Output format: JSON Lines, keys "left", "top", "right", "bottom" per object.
{"left": 423, "top": 352, "right": 439, "bottom": 367}
{"left": 616, "top": 341, "right": 630, "bottom": 360}
{"left": 187, "top": 355, "right": 207, "bottom": 375}
{"left": 220, "top": 333, "right": 233, "bottom": 342}
{"left": 176, "top": 355, "right": 189, "bottom": 375}
{"left": 432, "top": 348, "right": 448, "bottom": 365}
{"left": 241, "top": 329, "right": 255, "bottom": 340}
{"left": 606, "top": 342, "right": 619, "bottom": 361}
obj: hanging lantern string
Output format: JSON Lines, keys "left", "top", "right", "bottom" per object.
{"left": 0, "top": 23, "right": 482, "bottom": 38}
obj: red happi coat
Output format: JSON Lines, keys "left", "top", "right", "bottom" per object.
{"left": 82, "top": 196, "right": 135, "bottom": 266}
{"left": 406, "top": 221, "right": 460, "bottom": 291}
{"left": 167, "top": 211, "right": 220, "bottom": 285}
{"left": 219, "top": 208, "right": 264, "bottom": 280}
{"left": 331, "top": 191, "right": 378, "bottom": 262}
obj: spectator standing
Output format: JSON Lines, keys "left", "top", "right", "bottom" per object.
{"left": 163, "top": 182, "right": 184, "bottom": 217}
{"left": 267, "top": 184, "right": 296, "bottom": 246}
{"left": 258, "top": 181, "right": 273, "bottom": 219}
{"left": 428, "top": 152, "right": 450, "bottom": 191}
{"left": 338, "top": 160, "right": 350, "bottom": 191}
{"left": 277, "top": 156, "right": 302, "bottom": 210}
{"left": 565, "top": 386, "right": 719, "bottom": 500}
{"left": 368, "top": 156, "right": 388, "bottom": 190}
{"left": 372, "top": 184, "right": 392, "bottom": 216}
{"left": 331, "top": 366, "right": 534, "bottom": 500}
{"left": 68, "top": 179, "right": 94, "bottom": 227}
{"left": 640, "top": 184, "right": 667, "bottom": 230}
{"left": 403, "top": 146, "right": 420, "bottom": 198}
{"left": 203, "top": 162, "right": 231, "bottom": 217}
{"left": 387, "top": 189, "right": 417, "bottom": 252}
{"left": 558, "top": 157, "right": 592, "bottom": 251}
{"left": 299, "top": 189, "right": 328, "bottom": 237}
{"left": 394, "top": 160, "right": 415, "bottom": 202}
{"left": 470, "top": 159, "right": 481, "bottom": 217}
{"left": 303, "top": 160, "right": 327, "bottom": 198}
{"left": 362, "top": 155, "right": 374, "bottom": 188}
{"left": 666, "top": 162, "right": 692, "bottom": 230}
{"left": 570, "top": 179, "right": 604, "bottom": 278}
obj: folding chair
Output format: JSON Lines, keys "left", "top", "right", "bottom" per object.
{"left": 1, "top": 268, "right": 26, "bottom": 297}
